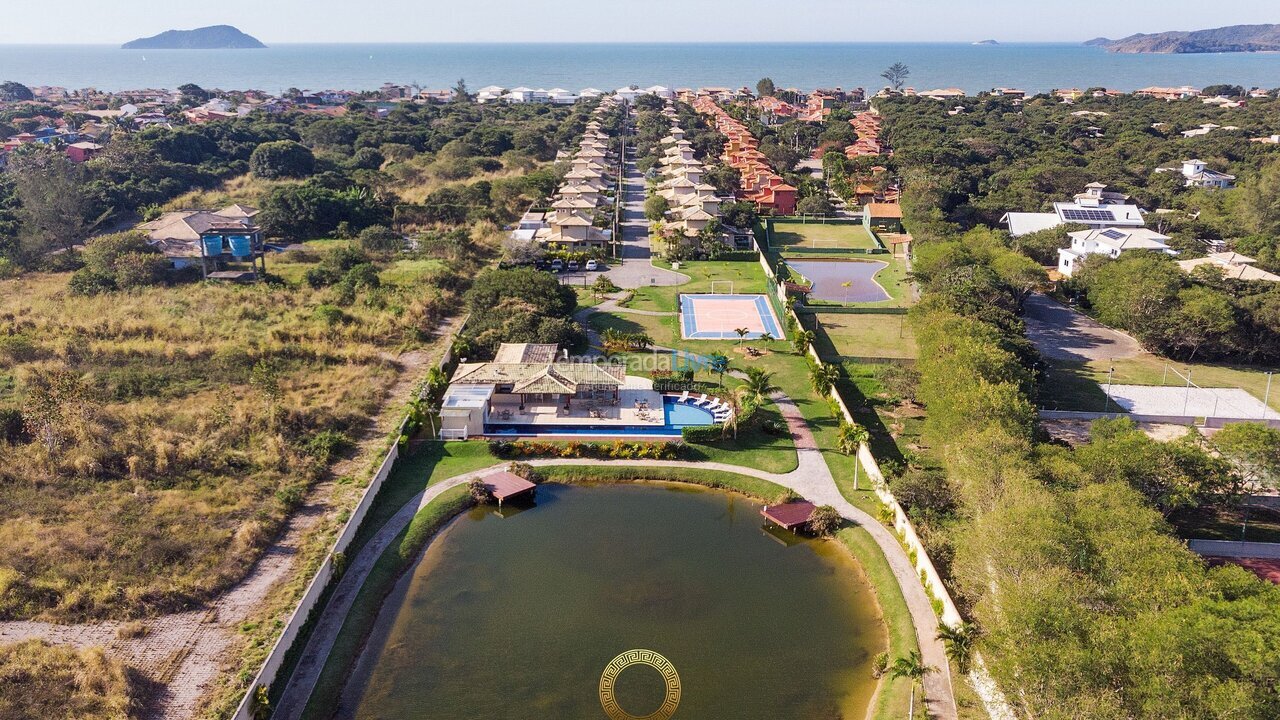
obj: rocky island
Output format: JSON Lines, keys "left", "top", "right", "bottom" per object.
{"left": 122, "top": 25, "right": 266, "bottom": 50}
{"left": 1089, "top": 23, "right": 1280, "bottom": 53}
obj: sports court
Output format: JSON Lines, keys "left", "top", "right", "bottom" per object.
{"left": 1104, "top": 384, "right": 1279, "bottom": 419}
{"left": 769, "top": 218, "right": 881, "bottom": 250}
{"left": 680, "top": 293, "right": 785, "bottom": 340}
{"left": 788, "top": 259, "right": 892, "bottom": 303}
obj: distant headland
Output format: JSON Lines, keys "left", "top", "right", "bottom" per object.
{"left": 972, "top": 40, "right": 999, "bottom": 46}
{"left": 1088, "top": 23, "right": 1280, "bottom": 54}
{"left": 122, "top": 25, "right": 266, "bottom": 50}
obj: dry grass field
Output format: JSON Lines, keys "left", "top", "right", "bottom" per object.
{"left": 0, "top": 249, "right": 453, "bottom": 622}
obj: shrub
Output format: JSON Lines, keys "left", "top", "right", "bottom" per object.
{"left": 314, "top": 304, "right": 348, "bottom": 326}
{"left": 0, "top": 408, "right": 25, "bottom": 443}
{"left": 302, "top": 430, "right": 351, "bottom": 462}
{"left": 68, "top": 267, "right": 116, "bottom": 295}
{"left": 809, "top": 505, "right": 843, "bottom": 536}
{"left": 358, "top": 225, "right": 405, "bottom": 253}
{"left": 467, "top": 477, "right": 493, "bottom": 504}
{"left": 761, "top": 419, "right": 789, "bottom": 436}
{"left": 488, "top": 439, "right": 686, "bottom": 460}
{"left": 250, "top": 140, "right": 315, "bottom": 179}
{"left": 681, "top": 424, "right": 725, "bottom": 444}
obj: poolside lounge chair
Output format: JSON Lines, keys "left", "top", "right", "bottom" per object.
{"left": 677, "top": 390, "right": 690, "bottom": 403}
{"left": 694, "top": 394, "right": 711, "bottom": 406}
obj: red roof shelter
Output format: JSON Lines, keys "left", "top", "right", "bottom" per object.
{"left": 482, "top": 471, "right": 537, "bottom": 506}
{"left": 761, "top": 501, "right": 816, "bottom": 531}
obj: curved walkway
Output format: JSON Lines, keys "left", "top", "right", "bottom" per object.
{"left": 273, "top": 390, "right": 957, "bottom": 720}
{"left": 272, "top": 469, "right": 485, "bottom": 720}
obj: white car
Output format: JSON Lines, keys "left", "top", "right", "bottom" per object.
{"left": 585, "top": 260, "right": 600, "bottom": 271}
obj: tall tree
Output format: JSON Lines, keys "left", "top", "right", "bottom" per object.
{"left": 9, "top": 146, "right": 97, "bottom": 257}
{"left": 756, "top": 77, "right": 776, "bottom": 98}
{"left": 881, "top": 63, "right": 911, "bottom": 92}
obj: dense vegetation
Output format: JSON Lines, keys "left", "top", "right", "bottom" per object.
{"left": 871, "top": 94, "right": 1280, "bottom": 362}
{"left": 0, "top": 98, "right": 588, "bottom": 267}
{"left": 898, "top": 223, "right": 1280, "bottom": 719}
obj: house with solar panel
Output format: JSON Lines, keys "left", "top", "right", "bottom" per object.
{"left": 1057, "top": 227, "right": 1176, "bottom": 277}
{"left": 1001, "top": 183, "right": 1145, "bottom": 237}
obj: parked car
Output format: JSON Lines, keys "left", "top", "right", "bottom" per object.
{"left": 550, "top": 259, "right": 564, "bottom": 272}
{"left": 586, "top": 259, "right": 601, "bottom": 271}
{"left": 567, "top": 260, "right": 579, "bottom": 272}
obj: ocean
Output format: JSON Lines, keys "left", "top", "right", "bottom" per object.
{"left": 1, "top": 42, "right": 1278, "bottom": 94}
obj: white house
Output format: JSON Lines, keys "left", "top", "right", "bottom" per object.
{"left": 643, "top": 85, "right": 675, "bottom": 99}
{"left": 614, "top": 87, "right": 642, "bottom": 103}
{"left": 1157, "top": 159, "right": 1236, "bottom": 189}
{"left": 1002, "top": 184, "right": 1145, "bottom": 237}
{"left": 1057, "top": 227, "right": 1176, "bottom": 277}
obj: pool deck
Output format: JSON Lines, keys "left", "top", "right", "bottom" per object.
{"left": 488, "top": 388, "right": 666, "bottom": 427}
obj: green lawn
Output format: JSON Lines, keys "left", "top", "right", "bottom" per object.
{"left": 379, "top": 258, "right": 445, "bottom": 285}
{"left": 770, "top": 219, "right": 881, "bottom": 250}
{"left": 836, "top": 527, "right": 918, "bottom": 720}
{"left": 343, "top": 440, "right": 496, "bottom": 559}
{"left": 622, "top": 257, "right": 771, "bottom": 314}
{"left": 806, "top": 312, "right": 918, "bottom": 360}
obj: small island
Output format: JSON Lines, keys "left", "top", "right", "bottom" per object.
{"left": 1088, "top": 23, "right": 1280, "bottom": 53}
{"left": 122, "top": 25, "right": 266, "bottom": 50}
{"left": 972, "top": 39, "right": 999, "bottom": 46}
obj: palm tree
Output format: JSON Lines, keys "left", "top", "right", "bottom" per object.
{"left": 758, "top": 332, "right": 775, "bottom": 343}
{"left": 836, "top": 421, "right": 871, "bottom": 489}
{"left": 809, "top": 360, "right": 840, "bottom": 396}
{"left": 890, "top": 651, "right": 934, "bottom": 720}
{"left": 706, "top": 352, "right": 730, "bottom": 388}
{"left": 792, "top": 329, "right": 816, "bottom": 356}
{"left": 738, "top": 367, "right": 779, "bottom": 404}
{"left": 734, "top": 327, "right": 750, "bottom": 345}
{"left": 936, "top": 621, "right": 979, "bottom": 675}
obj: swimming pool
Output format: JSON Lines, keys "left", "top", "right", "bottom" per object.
{"left": 485, "top": 396, "right": 717, "bottom": 437}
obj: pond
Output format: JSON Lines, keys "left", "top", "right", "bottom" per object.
{"left": 338, "top": 483, "right": 888, "bottom": 720}
{"left": 788, "top": 259, "right": 892, "bottom": 303}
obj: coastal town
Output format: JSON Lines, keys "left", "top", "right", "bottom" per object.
{"left": 4, "top": 28, "right": 1280, "bottom": 720}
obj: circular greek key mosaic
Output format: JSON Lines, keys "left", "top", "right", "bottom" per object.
{"left": 598, "top": 649, "right": 682, "bottom": 720}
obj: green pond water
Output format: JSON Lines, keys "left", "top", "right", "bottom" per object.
{"left": 338, "top": 483, "right": 888, "bottom": 719}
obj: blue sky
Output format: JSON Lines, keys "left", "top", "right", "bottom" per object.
{"left": 1, "top": 0, "right": 1275, "bottom": 44}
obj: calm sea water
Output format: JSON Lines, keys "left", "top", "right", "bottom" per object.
{"left": 1, "top": 42, "right": 1279, "bottom": 94}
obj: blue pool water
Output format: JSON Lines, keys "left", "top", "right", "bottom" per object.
{"left": 486, "top": 396, "right": 715, "bottom": 437}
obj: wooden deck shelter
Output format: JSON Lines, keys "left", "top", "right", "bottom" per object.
{"left": 760, "top": 501, "right": 816, "bottom": 531}
{"left": 482, "top": 471, "right": 538, "bottom": 507}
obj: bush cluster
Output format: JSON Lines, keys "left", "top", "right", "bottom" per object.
{"left": 487, "top": 439, "right": 685, "bottom": 460}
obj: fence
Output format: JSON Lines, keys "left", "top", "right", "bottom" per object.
{"left": 231, "top": 423, "right": 405, "bottom": 720}
{"left": 231, "top": 317, "right": 469, "bottom": 720}
{"left": 1040, "top": 408, "right": 1280, "bottom": 430}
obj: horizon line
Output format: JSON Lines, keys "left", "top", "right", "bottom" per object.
{"left": 0, "top": 39, "right": 1098, "bottom": 47}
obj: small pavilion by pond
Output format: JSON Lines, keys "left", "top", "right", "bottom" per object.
{"left": 482, "top": 471, "right": 537, "bottom": 507}
{"left": 761, "top": 501, "right": 817, "bottom": 531}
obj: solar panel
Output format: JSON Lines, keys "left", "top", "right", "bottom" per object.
{"left": 1100, "top": 229, "right": 1127, "bottom": 240}
{"left": 1061, "top": 208, "right": 1117, "bottom": 222}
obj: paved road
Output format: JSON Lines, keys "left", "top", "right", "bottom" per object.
{"left": 274, "top": 391, "right": 960, "bottom": 720}
{"left": 599, "top": 147, "right": 688, "bottom": 290}
{"left": 1024, "top": 293, "right": 1144, "bottom": 363}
